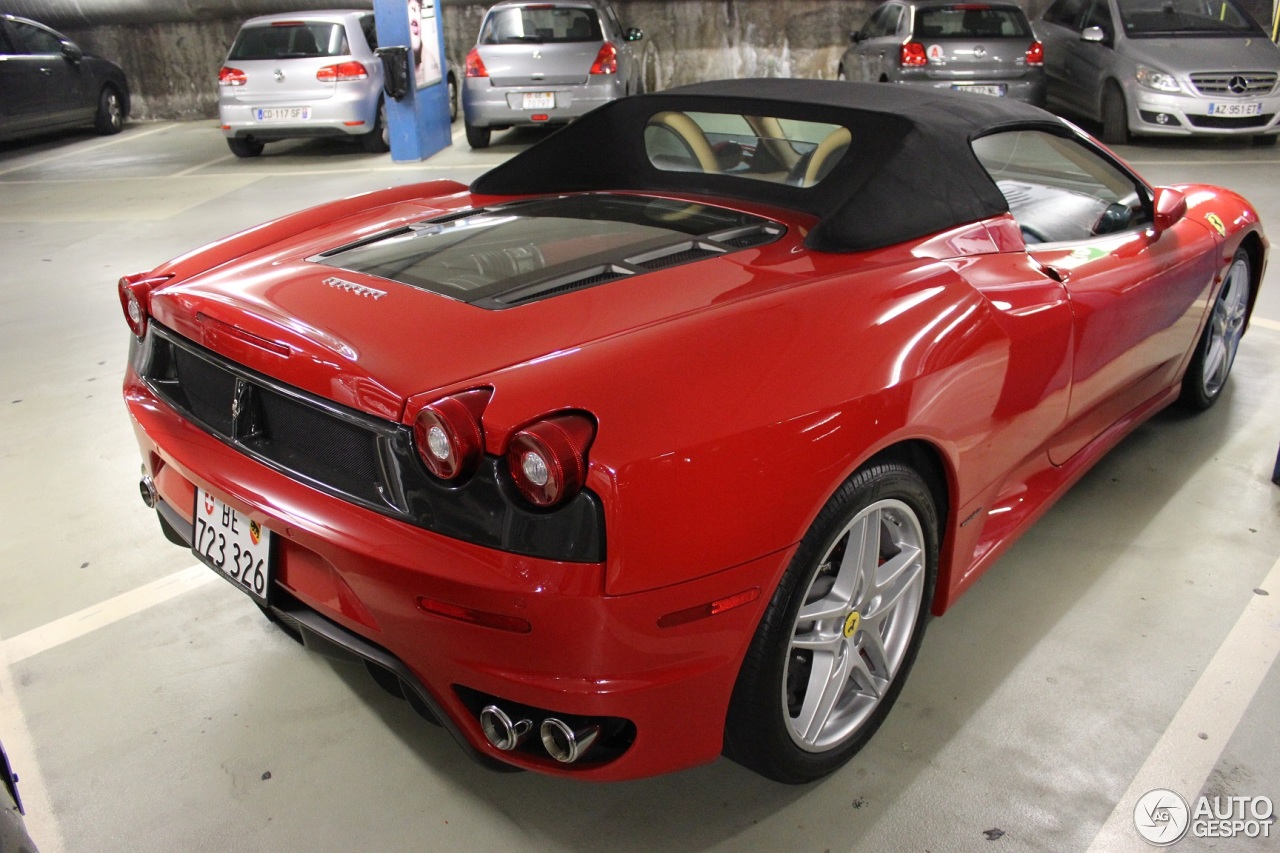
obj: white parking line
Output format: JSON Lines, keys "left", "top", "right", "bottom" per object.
{"left": 1085, "top": 555, "right": 1280, "bottom": 852}
{"left": 0, "top": 123, "right": 173, "bottom": 178}
{"left": 0, "top": 565, "right": 214, "bottom": 667}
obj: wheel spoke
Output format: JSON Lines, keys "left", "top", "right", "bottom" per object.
{"left": 848, "top": 644, "right": 886, "bottom": 700}
{"left": 864, "top": 555, "right": 924, "bottom": 622}
{"left": 791, "top": 630, "right": 842, "bottom": 654}
{"left": 795, "top": 647, "right": 854, "bottom": 743}
{"left": 834, "top": 508, "right": 881, "bottom": 604}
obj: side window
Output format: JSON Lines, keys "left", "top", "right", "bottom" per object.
{"left": 1042, "top": 0, "right": 1090, "bottom": 29}
{"left": 0, "top": 27, "right": 15, "bottom": 55}
{"left": 860, "top": 6, "right": 891, "bottom": 39}
{"left": 883, "top": 5, "right": 904, "bottom": 36}
{"left": 972, "top": 130, "right": 1151, "bottom": 244}
{"left": 359, "top": 15, "right": 378, "bottom": 51}
{"left": 11, "top": 21, "right": 62, "bottom": 54}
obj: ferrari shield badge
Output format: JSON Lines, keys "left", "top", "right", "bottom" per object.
{"left": 1206, "top": 213, "right": 1226, "bottom": 237}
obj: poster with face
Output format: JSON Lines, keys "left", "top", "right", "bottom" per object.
{"left": 408, "top": 0, "right": 443, "bottom": 89}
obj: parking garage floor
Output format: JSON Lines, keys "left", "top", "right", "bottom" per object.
{"left": 1, "top": 121, "right": 1278, "bottom": 853}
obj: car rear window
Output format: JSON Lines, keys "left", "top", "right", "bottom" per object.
{"left": 913, "top": 5, "right": 1033, "bottom": 38}
{"left": 644, "top": 110, "right": 851, "bottom": 188}
{"left": 479, "top": 6, "right": 603, "bottom": 44}
{"left": 228, "top": 22, "right": 350, "bottom": 60}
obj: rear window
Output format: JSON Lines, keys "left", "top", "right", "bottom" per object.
{"left": 479, "top": 7, "right": 603, "bottom": 44}
{"left": 645, "top": 110, "right": 851, "bottom": 188}
{"left": 913, "top": 6, "right": 1033, "bottom": 38}
{"left": 229, "top": 22, "right": 350, "bottom": 60}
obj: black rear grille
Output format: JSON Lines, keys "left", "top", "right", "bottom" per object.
{"left": 136, "top": 325, "right": 605, "bottom": 562}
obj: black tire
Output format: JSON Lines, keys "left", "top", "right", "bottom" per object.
{"left": 465, "top": 120, "right": 491, "bottom": 149}
{"left": 724, "top": 460, "right": 939, "bottom": 783}
{"left": 1252, "top": 134, "right": 1277, "bottom": 147}
{"left": 1180, "top": 249, "right": 1251, "bottom": 410}
{"left": 447, "top": 73, "right": 458, "bottom": 123}
{"left": 94, "top": 85, "right": 124, "bottom": 135}
{"left": 361, "top": 98, "right": 390, "bottom": 153}
{"left": 227, "top": 137, "right": 264, "bottom": 158}
{"left": 1101, "top": 83, "right": 1129, "bottom": 146}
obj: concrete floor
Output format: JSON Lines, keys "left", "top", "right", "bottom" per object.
{"left": 0, "top": 121, "right": 1278, "bottom": 853}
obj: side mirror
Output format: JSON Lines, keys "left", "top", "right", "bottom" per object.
{"left": 850, "top": 31, "right": 864, "bottom": 44}
{"left": 1081, "top": 26, "right": 1105, "bottom": 43}
{"left": 1152, "top": 186, "right": 1187, "bottom": 234}
{"left": 60, "top": 40, "right": 83, "bottom": 62}
{"left": 625, "top": 27, "right": 644, "bottom": 42}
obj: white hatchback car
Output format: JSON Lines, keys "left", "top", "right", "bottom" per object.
{"left": 218, "top": 10, "right": 387, "bottom": 157}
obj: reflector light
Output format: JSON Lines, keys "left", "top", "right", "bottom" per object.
{"left": 465, "top": 48, "right": 488, "bottom": 78}
{"left": 900, "top": 42, "right": 928, "bottom": 67}
{"left": 412, "top": 388, "right": 492, "bottom": 481}
{"left": 218, "top": 66, "right": 247, "bottom": 86}
{"left": 531, "top": 113, "right": 550, "bottom": 122}
{"left": 506, "top": 413, "right": 596, "bottom": 508}
{"left": 658, "top": 588, "right": 762, "bottom": 628}
{"left": 417, "top": 596, "right": 531, "bottom": 633}
{"left": 1025, "top": 41, "right": 1044, "bottom": 66}
{"left": 317, "top": 61, "right": 369, "bottom": 82}
{"left": 118, "top": 273, "right": 173, "bottom": 339}
{"left": 589, "top": 42, "right": 618, "bottom": 75}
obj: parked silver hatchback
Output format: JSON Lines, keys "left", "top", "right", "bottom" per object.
{"left": 461, "top": 0, "right": 644, "bottom": 149}
{"left": 218, "top": 10, "right": 386, "bottom": 157}
{"left": 838, "top": 0, "right": 1046, "bottom": 106}
{"left": 1037, "top": 0, "right": 1280, "bottom": 145}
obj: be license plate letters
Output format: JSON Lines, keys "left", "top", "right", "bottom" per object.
{"left": 1209, "top": 102, "right": 1261, "bottom": 117}
{"left": 522, "top": 92, "right": 555, "bottom": 110}
{"left": 254, "top": 107, "right": 311, "bottom": 121}
{"left": 193, "top": 489, "right": 272, "bottom": 602}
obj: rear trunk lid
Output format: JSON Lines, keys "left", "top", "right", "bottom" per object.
{"left": 222, "top": 20, "right": 353, "bottom": 104}
{"left": 476, "top": 4, "right": 606, "bottom": 86}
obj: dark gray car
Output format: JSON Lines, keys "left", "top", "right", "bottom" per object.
{"left": 838, "top": 0, "right": 1046, "bottom": 106}
{"left": 1036, "top": 0, "right": 1280, "bottom": 145}
{"left": 0, "top": 13, "right": 129, "bottom": 142}
{"left": 461, "top": 0, "right": 644, "bottom": 149}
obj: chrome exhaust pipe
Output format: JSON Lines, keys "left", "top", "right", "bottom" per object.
{"left": 540, "top": 718, "right": 600, "bottom": 764}
{"left": 479, "top": 705, "right": 532, "bottom": 752}
{"left": 139, "top": 475, "right": 158, "bottom": 509}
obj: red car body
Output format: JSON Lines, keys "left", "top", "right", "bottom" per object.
{"left": 122, "top": 79, "right": 1266, "bottom": 781}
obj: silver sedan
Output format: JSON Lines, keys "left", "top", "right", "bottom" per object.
{"left": 461, "top": 0, "right": 644, "bottom": 149}
{"left": 1036, "top": 0, "right": 1280, "bottom": 145}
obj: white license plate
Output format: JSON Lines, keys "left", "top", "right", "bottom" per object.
{"left": 953, "top": 84, "right": 1006, "bottom": 97}
{"left": 254, "top": 107, "right": 311, "bottom": 121}
{"left": 193, "top": 488, "right": 273, "bottom": 603}
{"left": 521, "top": 92, "right": 555, "bottom": 110}
{"left": 1208, "top": 102, "right": 1261, "bottom": 117}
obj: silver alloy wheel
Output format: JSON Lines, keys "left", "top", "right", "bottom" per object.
{"left": 106, "top": 91, "right": 122, "bottom": 130}
{"left": 784, "top": 498, "right": 926, "bottom": 751}
{"left": 1202, "top": 257, "right": 1250, "bottom": 397}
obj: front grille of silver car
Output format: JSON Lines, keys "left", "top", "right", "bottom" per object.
{"left": 1190, "top": 72, "right": 1278, "bottom": 97}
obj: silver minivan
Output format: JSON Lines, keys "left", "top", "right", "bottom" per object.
{"left": 461, "top": 0, "right": 644, "bottom": 149}
{"left": 1036, "top": 0, "right": 1280, "bottom": 145}
{"left": 218, "top": 10, "right": 386, "bottom": 157}
{"left": 838, "top": 0, "right": 1046, "bottom": 106}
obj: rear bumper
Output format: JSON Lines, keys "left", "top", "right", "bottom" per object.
{"left": 126, "top": 366, "right": 783, "bottom": 780}
{"left": 892, "top": 75, "right": 1047, "bottom": 108}
{"left": 462, "top": 76, "right": 621, "bottom": 127}
{"left": 218, "top": 87, "right": 379, "bottom": 140}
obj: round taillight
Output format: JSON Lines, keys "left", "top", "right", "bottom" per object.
{"left": 506, "top": 414, "right": 596, "bottom": 508}
{"left": 118, "top": 273, "right": 171, "bottom": 339}
{"left": 412, "top": 390, "right": 491, "bottom": 481}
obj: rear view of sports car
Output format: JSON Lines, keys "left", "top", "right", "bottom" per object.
{"left": 121, "top": 79, "right": 1265, "bottom": 782}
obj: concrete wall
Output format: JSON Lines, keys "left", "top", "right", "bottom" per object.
{"left": 30, "top": 0, "right": 1280, "bottom": 121}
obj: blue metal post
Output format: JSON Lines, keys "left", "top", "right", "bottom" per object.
{"left": 373, "top": 0, "right": 452, "bottom": 161}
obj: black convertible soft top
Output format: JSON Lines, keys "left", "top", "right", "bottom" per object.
{"left": 471, "top": 78, "right": 1069, "bottom": 253}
